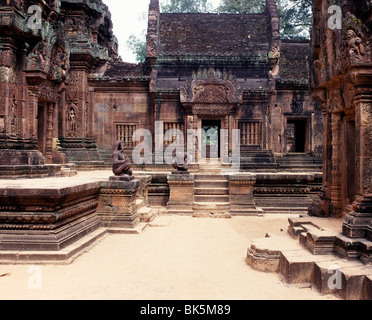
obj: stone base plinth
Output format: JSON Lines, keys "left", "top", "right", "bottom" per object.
{"left": 0, "top": 182, "right": 102, "bottom": 251}
{"left": 97, "top": 178, "right": 140, "bottom": 228}
{"left": 166, "top": 174, "right": 194, "bottom": 214}
{"left": 229, "top": 174, "right": 257, "bottom": 216}
{"left": 343, "top": 195, "right": 372, "bottom": 239}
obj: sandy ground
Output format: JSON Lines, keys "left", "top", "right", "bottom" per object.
{"left": 0, "top": 214, "right": 339, "bottom": 300}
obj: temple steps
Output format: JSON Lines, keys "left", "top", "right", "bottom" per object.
{"left": 247, "top": 216, "right": 372, "bottom": 300}
{"left": 194, "top": 174, "right": 230, "bottom": 203}
{"left": 194, "top": 195, "right": 230, "bottom": 203}
{"left": 195, "top": 180, "right": 228, "bottom": 188}
{"left": 193, "top": 174, "right": 231, "bottom": 217}
{"left": 194, "top": 188, "right": 229, "bottom": 196}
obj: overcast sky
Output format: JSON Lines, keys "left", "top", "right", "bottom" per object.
{"left": 103, "top": 0, "right": 222, "bottom": 63}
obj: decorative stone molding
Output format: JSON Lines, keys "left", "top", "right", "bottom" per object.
{"left": 180, "top": 68, "right": 243, "bottom": 105}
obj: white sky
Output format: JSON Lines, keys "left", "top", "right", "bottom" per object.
{"left": 103, "top": 0, "right": 222, "bottom": 63}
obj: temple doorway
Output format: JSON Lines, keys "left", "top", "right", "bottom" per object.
{"left": 201, "top": 120, "right": 221, "bottom": 159}
{"left": 286, "top": 119, "right": 307, "bottom": 153}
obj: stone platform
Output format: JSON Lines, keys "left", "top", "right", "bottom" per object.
{"left": 0, "top": 171, "right": 155, "bottom": 263}
{"left": 165, "top": 171, "right": 321, "bottom": 217}
{"left": 247, "top": 215, "right": 372, "bottom": 300}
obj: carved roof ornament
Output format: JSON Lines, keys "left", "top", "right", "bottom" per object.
{"left": 266, "top": 0, "right": 281, "bottom": 62}
{"left": 180, "top": 68, "right": 242, "bottom": 105}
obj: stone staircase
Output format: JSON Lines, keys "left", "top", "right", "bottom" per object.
{"left": 193, "top": 174, "right": 230, "bottom": 218}
{"left": 247, "top": 215, "right": 372, "bottom": 300}
{"left": 276, "top": 153, "right": 323, "bottom": 172}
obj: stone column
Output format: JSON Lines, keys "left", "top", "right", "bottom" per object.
{"left": 45, "top": 102, "right": 54, "bottom": 164}
{"left": 229, "top": 173, "right": 257, "bottom": 215}
{"left": 330, "top": 112, "right": 342, "bottom": 217}
{"left": 322, "top": 109, "right": 333, "bottom": 203}
{"left": 154, "top": 98, "right": 163, "bottom": 164}
{"left": 27, "top": 88, "right": 39, "bottom": 139}
{"left": 224, "top": 115, "right": 229, "bottom": 161}
{"left": 166, "top": 173, "right": 194, "bottom": 214}
{"left": 343, "top": 95, "right": 372, "bottom": 238}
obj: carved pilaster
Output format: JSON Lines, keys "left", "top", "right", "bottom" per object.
{"left": 343, "top": 88, "right": 372, "bottom": 238}
{"left": 330, "top": 112, "right": 342, "bottom": 217}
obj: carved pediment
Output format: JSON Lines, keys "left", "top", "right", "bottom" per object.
{"left": 180, "top": 68, "right": 242, "bottom": 105}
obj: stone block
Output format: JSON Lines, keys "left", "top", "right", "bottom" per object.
{"left": 0, "top": 182, "right": 102, "bottom": 251}
{"left": 166, "top": 174, "right": 194, "bottom": 214}
{"left": 279, "top": 250, "right": 333, "bottom": 284}
{"left": 365, "top": 275, "right": 372, "bottom": 300}
{"left": 338, "top": 266, "right": 372, "bottom": 300}
{"left": 97, "top": 179, "right": 140, "bottom": 228}
{"left": 313, "top": 260, "right": 361, "bottom": 296}
{"left": 228, "top": 173, "right": 257, "bottom": 215}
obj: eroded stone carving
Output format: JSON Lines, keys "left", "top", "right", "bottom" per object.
{"left": 180, "top": 68, "right": 242, "bottom": 105}
{"left": 172, "top": 151, "right": 191, "bottom": 174}
{"left": 345, "top": 29, "right": 367, "bottom": 63}
{"left": 112, "top": 140, "right": 133, "bottom": 180}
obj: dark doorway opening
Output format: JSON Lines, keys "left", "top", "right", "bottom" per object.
{"left": 287, "top": 119, "right": 307, "bottom": 153}
{"left": 202, "top": 120, "right": 221, "bottom": 158}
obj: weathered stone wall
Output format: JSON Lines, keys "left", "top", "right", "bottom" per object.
{"left": 93, "top": 88, "right": 151, "bottom": 154}
{"left": 310, "top": 0, "right": 372, "bottom": 246}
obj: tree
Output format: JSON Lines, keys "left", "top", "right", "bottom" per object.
{"left": 126, "top": 33, "right": 147, "bottom": 63}
{"left": 161, "top": 0, "right": 212, "bottom": 13}
{"left": 277, "top": 0, "right": 312, "bottom": 39}
{"left": 217, "top": 0, "right": 265, "bottom": 14}
{"left": 216, "top": 0, "right": 312, "bottom": 39}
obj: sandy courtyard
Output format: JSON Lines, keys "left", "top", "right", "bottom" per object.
{"left": 0, "top": 214, "right": 338, "bottom": 300}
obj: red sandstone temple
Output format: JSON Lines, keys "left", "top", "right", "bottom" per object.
{"left": 0, "top": 0, "right": 371, "bottom": 297}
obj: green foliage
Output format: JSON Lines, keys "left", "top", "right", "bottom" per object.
{"left": 216, "top": 0, "right": 312, "bottom": 38}
{"left": 161, "top": 0, "right": 212, "bottom": 13}
{"left": 126, "top": 33, "right": 146, "bottom": 63}
{"left": 277, "top": 0, "right": 312, "bottom": 39}
{"left": 217, "top": 0, "right": 265, "bottom": 14}
{"left": 126, "top": 0, "right": 312, "bottom": 62}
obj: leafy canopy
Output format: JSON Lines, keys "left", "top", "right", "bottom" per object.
{"left": 161, "top": 0, "right": 212, "bottom": 13}
{"left": 127, "top": 0, "right": 312, "bottom": 62}
{"left": 216, "top": 0, "right": 312, "bottom": 38}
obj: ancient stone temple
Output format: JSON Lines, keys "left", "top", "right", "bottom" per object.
{"left": 0, "top": 0, "right": 324, "bottom": 259}
{"left": 0, "top": 0, "right": 119, "bottom": 178}
{"left": 0, "top": 0, "right": 322, "bottom": 174}
{"left": 309, "top": 0, "right": 372, "bottom": 255}
{"left": 246, "top": 0, "right": 372, "bottom": 300}
{"left": 92, "top": 0, "right": 323, "bottom": 173}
